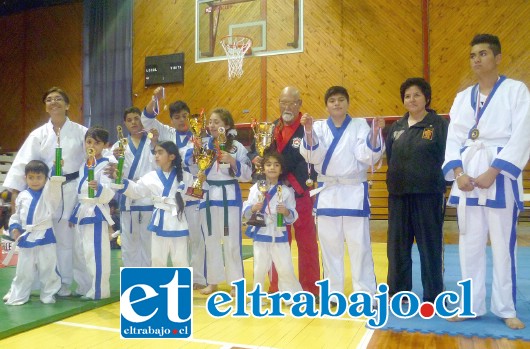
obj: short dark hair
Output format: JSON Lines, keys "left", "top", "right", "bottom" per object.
{"left": 85, "top": 125, "right": 109, "bottom": 143}
{"left": 400, "top": 77, "right": 432, "bottom": 108}
{"left": 470, "top": 34, "right": 501, "bottom": 56}
{"left": 25, "top": 160, "right": 49, "bottom": 176}
{"left": 169, "top": 101, "right": 190, "bottom": 117}
{"left": 324, "top": 86, "right": 349, "bottom": 105}
{"left": 123, "top": 106, "right": 142, "bottom": 121}
{"left": 42, "top": 87, "right": 70, "bottom": 105}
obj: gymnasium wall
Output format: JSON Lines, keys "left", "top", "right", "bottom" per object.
{"left": 0, "top": 2, "right": 83, "bottom": 151}
{"left": 0, "top": 0, "right": 528, "bottom": 150}
{"left": 132, "top": 0, "right": 529, "bottom": 126}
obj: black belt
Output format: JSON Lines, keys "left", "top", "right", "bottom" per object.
{"left": 64, "top": 171, "right": 80, "bottom": 181}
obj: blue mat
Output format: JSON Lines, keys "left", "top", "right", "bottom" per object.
{"left": 375, "top": 244, "right": 530, "bottom": 341}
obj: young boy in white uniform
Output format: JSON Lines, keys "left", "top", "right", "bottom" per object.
{"left": 110, "top": 107, "right": 157, "bottom": 267}
{"left": 442, "top": 34, "right": 530, "bottom": 329}
{"left": 69, "top": 127, "right": 115, "bottom": 300}
{"left": 5, "top": 160, "right": 64, "bottom": 305}
{"left": 300, "top": 86, "right": 385, "bottom": 303}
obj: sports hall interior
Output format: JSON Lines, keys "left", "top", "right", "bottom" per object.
{"left": 0, "top": 0, "right": 529, "bottom": 348}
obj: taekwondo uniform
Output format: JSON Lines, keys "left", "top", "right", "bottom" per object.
{"left": 186, "top": 137, "right": 252, "bottom": 286}
{"left": 119, "top": 168, "right": 189, "bottom": 268}
{"left": 248, "top": 113, "right": 320, "bottom": 295}
{"left": 69, "top": 157, "right": 115, "bottom": 300}
{"left": 110, "top": 134, "right": 156, "bottom": 267}
{"left": 6, "top": 179, "right": 63, "bottom": 305}
{"left": 142, "top": 110, "right": 206, "bottom": 285}
{"left": 243, "top": 183, "right": 303, "bottom": 295}
{"left": 442, "top": 76, "right": 530, "bottom": 318}
{"left": 4, "top": 118, "right": 87, "bottom": 292}
{"left": 300, "top": 115, "right": 384, "bottom": 296}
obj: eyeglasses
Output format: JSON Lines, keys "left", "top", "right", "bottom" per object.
{"left": 279, "top": 101, "right": 300, "bottom": 108}
{"left": 45, "top": 97, "right": 64, "bottom": 103}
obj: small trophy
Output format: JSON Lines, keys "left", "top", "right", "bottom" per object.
{"left": 217, "top": 127, "right": 230, "bottom": 169}
{"left": 86, "top": 148, "right": 96, "bottom": 199}
{"left": 111, "top": 125, "right": 127, "bottom": 189}
{"left": 247, "top": 179, "right": 269, "bottom": 227}
{"left": 51, "top": 128, "right": 66, "bottom": 183}
{"left": 276, "top": 185, "right": 284, "bottom": 228}
{"left": 251, "top": 120, "right": 275, "bottom": 176}
{"left": 186, "top": 148, "right": 215, "bottom": 199}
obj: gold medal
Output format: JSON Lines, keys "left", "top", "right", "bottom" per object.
{"left": 306, "top": 179, "right": 314, "bottom": 187}
{"left": 470, "top": 128, "right": 479, "bottom": 140}
{"left": 147, "top": 132, "right": 153, "bottom": 139}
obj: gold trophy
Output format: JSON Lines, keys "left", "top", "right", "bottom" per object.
{"left": 247, "top": 179, "right": 269, "bottom": 227}
{"left": 186, "top": 147, "right": 216, "bottom": 199}
{"left": 188, "top": 110, "right": 207, "bottom": 161}
{"left": 252, "top": 120, "right": 275, "bottom": 176}
{"left": 217, "top": 126, "right": 230, "bottom": 169}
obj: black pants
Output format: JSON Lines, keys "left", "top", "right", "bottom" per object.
{"left": 387, "top": 193, "right": 444, "bottom": 302}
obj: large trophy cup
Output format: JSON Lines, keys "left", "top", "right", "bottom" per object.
{"left": 111, "top": 125, "right": 128, "bottom": 189}
{"left": 252, "top": 121, "right": 275, "bottom": 176}
{"left": 186, "top": 148, "right": 215, "bottom": 199}
{"left": 186, "top": 109, "right": 215, "bottom": 199}
{"left": 246, "top": 120, "right": 274, "bottom": 227}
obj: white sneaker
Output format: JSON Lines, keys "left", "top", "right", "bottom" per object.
{"left": 57, "top": 284, "right": 71, "bottom": 297}
{"left": 3, "top": 288, "right": 11, "bottom": 302}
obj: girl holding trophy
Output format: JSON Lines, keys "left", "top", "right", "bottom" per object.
{"left": 115, "top": 141, "right": 189, "bottom": 268}
{"left": 186, "top": 108, "right": 252, "bottom": 295}
{"left": 69, "top": 126, "right": 115, "bottom": 300}
{"left": 243, "top": 151, "right": 302, "bottom": 299}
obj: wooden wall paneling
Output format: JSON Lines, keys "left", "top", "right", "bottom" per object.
{"left": 24, "top": 3, "right": 84, "bottom": 132}
{"left": 343, "top": 0, "right": 424, "bottom": 117}
{"left": 430, "top": 0, "right": 530, "bottom": 114}
{"left": 0, "top": 13, "right": 25, "bottom": 151}
{"left": 133, "top": 0, "right": 262, "bottom": 126}
{"left": 265, "top": 0, "right": 343, "bottom": 120}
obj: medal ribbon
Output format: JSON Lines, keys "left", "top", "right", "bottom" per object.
{"left": 468, "top": 75, "right": 506, "bottom": 139}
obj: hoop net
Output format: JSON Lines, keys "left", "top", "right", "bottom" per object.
{"left": 220, "top": 35, "right": 252, "bottom": 80}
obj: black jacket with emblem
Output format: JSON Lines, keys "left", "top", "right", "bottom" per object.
{"left": 385, "top": 110, "right": 448, "bottom": 195}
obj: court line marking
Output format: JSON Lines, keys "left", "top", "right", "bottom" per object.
{"left": 55, "top": 321, "right": 280, "bottom": 349}
{"left": 357, "top": 329, "right": 374, "bottom": 349}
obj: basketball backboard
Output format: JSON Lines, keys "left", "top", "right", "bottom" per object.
{"left": 195, "top": 0, "right": 304, "bottom": 63}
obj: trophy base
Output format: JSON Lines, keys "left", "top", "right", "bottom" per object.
{"left": 80, "top": 197, "right": 97, "bottom": 205}
{"left": 111, "top": 183, "right": 124, "bottom": 190}
{"left": 186, "top": 187, "right": 205, "bottom": 199}
{"left": 247, "top": 213, "right": 267, "bottom": 227}
{"left": 50, "top": 176, "right": 66, "bottom": 183}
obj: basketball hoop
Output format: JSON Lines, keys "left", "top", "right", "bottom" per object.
{"left": 220, "top": 35, "right": 252, "bottom": 80}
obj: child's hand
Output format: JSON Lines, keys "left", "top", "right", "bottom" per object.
{"left": 88, "top": 180, "right": 98, "bottom": 190}
{"left": 219, "top": 151, "right": 236, "bottom": 167}
{"left": 104, "top": 163, "right": 117, "bottom": 179}
{"left": 252, "top": 202, "right": 263, "bottom": 213}
{"left": 276, "top": 203, "right": 290, "bottom": 216}
{"left": 149, "top": 128, "right": 159, "bottom": 145}
{"left": 11, "top": 229, "right": 21, "bottom": 240}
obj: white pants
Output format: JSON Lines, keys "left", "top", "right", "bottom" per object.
{"left": 253, "top": 241, "right": 302, "bottom": 294}
{"left": 53, "top": 179, "right": 78, "bottom": 286}
{"left": 6, "top": 244, "right": 61, "bottom": 304}
{"left": 151, "top": 233, "right": 189, "bottom": 268}
{"left": 120, "top": 210, "right": 152, "bottom": 267}
{"left": 201, "top": 205, "right": 244, "bottom": 285}
{"left": 317, "top": 216, "right": 376, "bottom": 295}
{"left": 73, "top": 222, "right": 111, "bottom": 300}
{"left": 457, "top": 186, "right": 519, "bottom": 318}
{"left": 186, "top": 204, "right": 206, "bottom": 285}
